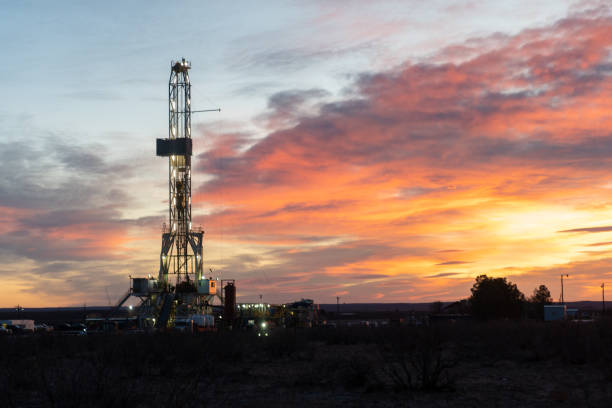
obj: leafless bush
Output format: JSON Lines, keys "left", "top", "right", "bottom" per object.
{"left": 381, "top": 329, "right": 456, "bottom": 392}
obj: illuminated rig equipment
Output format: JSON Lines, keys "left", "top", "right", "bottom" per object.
{"left": 156, "top": 58, "right": 203, "bottom": 290}
{"left": 145, "top": 58, "right": 218, "bottom": 329}
{"left": 92, "top": 59, "right": 237, "bottom": 333}
{"left": 98, "top": 59, "right": 220, "bottom": 332}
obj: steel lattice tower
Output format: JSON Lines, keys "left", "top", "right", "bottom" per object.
{"left": 156, "top": 58, "right": 203, "bottom": 289}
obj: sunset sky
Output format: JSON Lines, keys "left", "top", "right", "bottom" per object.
{"left": 3, "top": 1, "right": 612, "bottom": 306}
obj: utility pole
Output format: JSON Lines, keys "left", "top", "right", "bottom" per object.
{"left": 336, "top": 296, "right": 340, "bottom": 327}
{"left": 602, "top": 283, "right": 606, "bottom": 315}
{"left": 560, "top": 274, "right": 569, "bottom": 304}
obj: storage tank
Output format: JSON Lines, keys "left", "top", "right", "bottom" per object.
{"left": 224, "top": 282, "right": 236, "bottom": 326}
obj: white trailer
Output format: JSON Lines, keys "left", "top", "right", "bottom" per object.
{"left": 0, "top": 320, "right": 35, "bottom": 331}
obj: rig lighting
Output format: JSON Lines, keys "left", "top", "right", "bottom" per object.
{"left": 145, "top": 59, "right": 214, "bottom": 330}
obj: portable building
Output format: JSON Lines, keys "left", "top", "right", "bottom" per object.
{"left": 544, "top": 305, "right": 566, "bottom": 321}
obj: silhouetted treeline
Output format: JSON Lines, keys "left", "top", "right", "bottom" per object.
{"left": 431, "top": 275, "right": 555, "bottom": 320}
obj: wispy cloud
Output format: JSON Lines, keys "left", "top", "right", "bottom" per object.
{"left": 193, "top": 6, "right": 612, "bottom": 302}
{"left": 559, "top": 226, "right": 612, "bottom": 233}
{"left": 435, "top": 261, "right": 472, "bottom": 266}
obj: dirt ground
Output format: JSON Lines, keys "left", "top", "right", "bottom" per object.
{"left": 1, "top": 322, "right": 612, "bottom": 407}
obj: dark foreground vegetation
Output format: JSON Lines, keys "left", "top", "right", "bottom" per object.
{"left": 2, "top": 320, "right": 612, "bottom": 408}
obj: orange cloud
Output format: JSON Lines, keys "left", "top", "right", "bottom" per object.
{"left": 192, "top": 8, "right": 612, "bottom": 302}
{"left": 7, "top": 7, "right": 612, "bottom": 306}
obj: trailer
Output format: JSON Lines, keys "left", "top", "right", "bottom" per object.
{"left": 0, "top": 319, "right": 35, "bottom": 332}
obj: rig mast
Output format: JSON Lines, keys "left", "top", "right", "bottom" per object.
{"left": 98, "top": 59, "right": 223, "bottom": 332}
{"left": 156, "top": 58, "right": 203, "bottom": 288}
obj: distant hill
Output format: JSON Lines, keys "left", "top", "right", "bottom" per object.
{"left": 0, "top": 306, "right": 125, "bottom": 325}
{"left": 318, "top": 303, "right": 435, "bottom": 313}
{"left": 1, "top": 301, "right": 609, "bottom": 323}
{"left": 318, "top": 301, "right": 610, "bottom": 313}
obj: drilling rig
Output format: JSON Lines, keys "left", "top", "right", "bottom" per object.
{"left": 121, "top": 59, "right": 220, "bottom": 331}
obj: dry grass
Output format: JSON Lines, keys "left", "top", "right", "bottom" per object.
{"left": 2, "top": 320, "right": 612, "bottom": 407}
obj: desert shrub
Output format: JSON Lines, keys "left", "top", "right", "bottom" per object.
{"left": 308, "top": 326, "right": 374, "bottom": 345}
{"left": 380, "top": 328, "right": 455, "bottom": 392}
{"left": 261, "top": 328, "right": 310, "bottom": 358}
{"left": 318, "top": 351, "right": 379, "bottom": 389}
